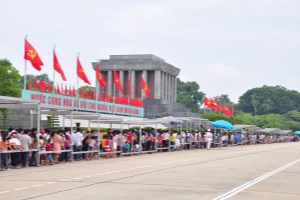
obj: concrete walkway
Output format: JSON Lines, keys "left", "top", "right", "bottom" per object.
{"left": 1, "top": 142, "right": 299, "bottom": 200}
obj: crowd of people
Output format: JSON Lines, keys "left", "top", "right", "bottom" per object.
{"left": 0, "top": 127, "right": 298, "bottom": 171}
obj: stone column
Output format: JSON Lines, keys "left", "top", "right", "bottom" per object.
{"left": 167, "top": 73, "right": 171, "bottom": 102}
{"left": 107, "top": 70, "right": 112, "bottom": 96}
{"left": 119, "top": 70, "right": 124, "bottom": 96}
{"left": 161, "top": 71, "right": 165, "bottom": 102}
{"left": 171, "top": 75, "right": 175, "bottom": 102}
{"left": 131, "top": 70, "right": 135, "bottom": 98}
{"left": 165, "top": 72, "right": 168, "bottom": 102}
{"left": 142, "top": 70, "right": 147, "bottom": 99}
{"left": 154, "top": 70, "right": 161, "bottom": 99}
{"left": 174, "top": 76, "right": 177, "bottom": 102}
{"left": 169, "top": 75, "right": 173, "bottom": 102}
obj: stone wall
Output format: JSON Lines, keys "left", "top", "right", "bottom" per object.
{"left": 144, "top": 99, "right": 199, "bottom": 118}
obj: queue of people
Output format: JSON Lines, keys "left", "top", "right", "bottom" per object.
{"left": 0, "top": 127, "right": 297, "bottom": 171}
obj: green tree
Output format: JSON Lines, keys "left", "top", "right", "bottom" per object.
{"left": 0, "top": 59, "right": 22, "bottom": 97}
{"left": 176, "top": 78, "right": 205, "bottom": 113}
{"left": 213, "top": 94, "right": 232, "bottom": 105}
{"left": 239, "top": 85, "right": 300, "bottom": 115}
{"left": 285, "top": 110, "right": 300, "bottom": 122}
{"left": 0, "top": 59, "right": 22, "bottom": 130}
{"left": 202, "top": 111, "right": 232, "bottom": 123}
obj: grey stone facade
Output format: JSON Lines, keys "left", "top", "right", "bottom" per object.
{"left": 92, "top": 54, "right": 180, "bottom": 103}
{"left": 92, "top": 54, "right": 199, "bottom": 118}
{"left": 143, "top": 99, "right": 199, "bottom": 118}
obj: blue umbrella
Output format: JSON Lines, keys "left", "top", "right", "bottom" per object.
{"left": 211, "top": 120, "right": 234, "bottom": 129}
{"left": 294, "top": 131, "right": 300, "bottom": 135}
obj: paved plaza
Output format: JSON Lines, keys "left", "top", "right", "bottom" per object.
{"left": 1, "top": 142, "right": 300, "bottom": 200}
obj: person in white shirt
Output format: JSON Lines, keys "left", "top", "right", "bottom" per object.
{"left": 72, "top": 128, "right": 83, "bottom": 160}
{"left": 205, "top": 129, "right": 213, "bottom": 150}
{"left": 20, "top": 129, "right": 32, "bottom": 167}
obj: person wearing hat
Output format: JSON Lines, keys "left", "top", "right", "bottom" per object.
{"left": 205, "top": 129, "right": 213, "bottom": 150}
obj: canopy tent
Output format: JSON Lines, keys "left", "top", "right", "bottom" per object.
{"left": 233, "top": 124, "right": 257, "bottom": 131}
{"left": 0, "top": 95, "right": 39, "bottom": 109}
{"left": 176, "top": 117, "right": 210, "bottom": 130}
{"left": 155, "top": 116, "right": 183, "bottom": 125}
{"left": 293, "top": 131, "right": 300, "bottom": 135}
{"left": 279, "top": 130, "right": 293, "bottom": 135}
{"left": 211, "top": 120, "right": 234, "bottom": 129}
{"left": 256, "top": 128, "right": 281, "bottom": 134}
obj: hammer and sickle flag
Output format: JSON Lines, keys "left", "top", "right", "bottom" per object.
{"left": 76, "top": 57, "right": 91, "bottom": 85}
{"left": 24, "top": 38, "right": 44, "bottom": 71}
{"left": 96, "top": 63, "right": 107, "bottom": 88}
{"left": 141, "top": 77, "right": 151, "bottom": 99}
{"left": 53, "top": 50, "right": 67, "bottom": 81}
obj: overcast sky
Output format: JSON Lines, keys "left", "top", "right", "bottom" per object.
{"left": 1, "top": 0, "right": 299, "bottom": 102}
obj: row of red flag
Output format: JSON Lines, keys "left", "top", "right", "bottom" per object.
{"left": 203, "top": 97, "right": 233, "bottom": 116}
{"left": 24, "top": 38, "right": 151, "bottom": 99}
{"left": 27, "top": 80, "right": 144, "bottom": 107}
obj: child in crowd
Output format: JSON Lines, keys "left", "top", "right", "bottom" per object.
{"left": 40, "top": 135, "right": 47, "bottom": 166}
{"left": 134, "top": 143, "right": 140, "bottom": 152}
{"left": 102, "top": 136, "right": 111, "bottom": 159}
{"left": 88, "top": 136, "right": 97, "bottom": 160}
{"left": 124, "top": 142, "right": 130, "bottom": 154}
{"left": 45, "top": 139, "right": 53, "bottom": 165}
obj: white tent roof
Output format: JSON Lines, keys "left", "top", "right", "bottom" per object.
{"left": 155, "top": 116, "right": 183, "bottom": 124}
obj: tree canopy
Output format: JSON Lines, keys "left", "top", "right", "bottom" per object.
{"left": 0, "top": 59, "right": 22, "bottom": 97}
{"left": 238, "top": 85, "right": 300, "bottom": 115}
{"left": 176, "top": 78, "right": 205, "bottom": 113}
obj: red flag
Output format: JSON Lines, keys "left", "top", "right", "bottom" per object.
{"left": 39, "top": 80, "right": 46, "bottom": 92}
{"left": 96, "top": 63, "right": 106, "bottom": 88}
{"left": 215, "top": 104, "right": 223, "bottom": 112}
{"left": 204, "top": 97, "right": 210, "bottom": 107}
{"left": 24, "top": 38, "right": 44, "bottom": 71}
{"left": 77, "top": 57, "right": 91, "bottom": 85}
{"left": 113, "top": 67, "right": 124, "bottom": 94}
{"left": 28, "top": 80, "right": 32, "bottom": 90}
{"left": 56, "top": 84, "right": 61, "bottom": 95}
{"left": 34, "top": 79, "right": 39, "bottom": 90}
{"left": 130, "top": 97, "right": 143, "bottom": 107}
{"left": 47, "top": 82, "right": 52, "bottom": 93}
{"left": 210, "top": 99, "right": 219, "bottom": 109}
{"left": 205, "top": 97, "right": 215, "bottom": 108}
{"left": 53, "top": 50, "right": 67, "bottom": 81}
{"left": 222, "top": 105, "right": 233, "bottom": 116}
{"left": 141, "top": 77, "right": 151, "bottom": 99}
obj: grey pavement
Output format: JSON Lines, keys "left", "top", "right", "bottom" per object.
{"left": 1, "top": 142, "right": 300, "bottom": 200}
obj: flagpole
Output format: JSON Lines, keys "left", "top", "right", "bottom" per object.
{"left": 53, "top": 45, "right": 56, "bottom": 94}
{"left": 24, "top": 35, "right": 28, "bottom": 90}
{"left": 24, "top": 60, "right": 27, "bottom": 90}
{"left": 77, "top": 53, "right": 80, "bottom": 98}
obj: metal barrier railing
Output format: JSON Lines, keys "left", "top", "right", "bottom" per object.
{"left": 0, "top": 138, "right": 297, "bottom": 168}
